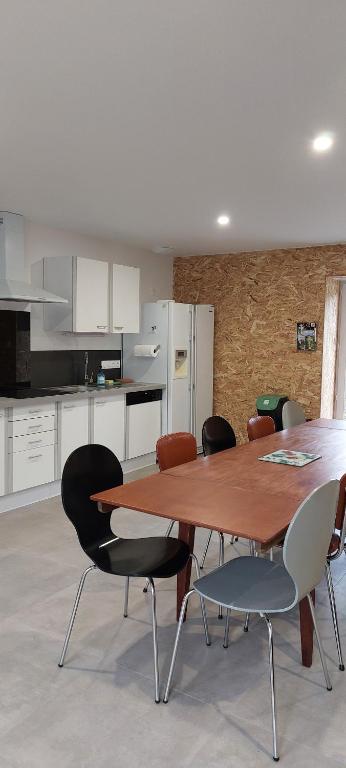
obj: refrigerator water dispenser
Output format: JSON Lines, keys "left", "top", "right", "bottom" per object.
{"left": 174, "top": 349, "right": 188, "bottom": 379}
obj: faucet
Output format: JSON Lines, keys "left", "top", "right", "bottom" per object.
{"left": 84, "top": 351, "right": 89, "bottom": 384}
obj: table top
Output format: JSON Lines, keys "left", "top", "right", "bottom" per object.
{"left": 305, "top": 418, "right": 346, "bottom": 430}
{"left": 92, "top": 419, "right": 346, "bottom": 545}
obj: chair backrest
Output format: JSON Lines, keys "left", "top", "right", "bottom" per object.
{"left": 202, "top": 416, "right": 236, "bottom": 456}
{"left": 283, "top": 479, "right": 339, "bottom": 604}
{"left": 247, "top": 415, "right": 275, "bottom": 442}
{"left": 335, "top": 472, "right": 346, "bottom": 532}
{"left": 61, "top": 444, "right": 123, "bottom": 554}
{"left": 156, "top": 432, "right": 197, "bottom": 471}
{"left": 282, "top": 400, "right": 306, "bottom": 429}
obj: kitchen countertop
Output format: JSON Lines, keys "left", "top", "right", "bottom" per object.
{"left": 0, "top": 382, "right": 165, "bottom": 408}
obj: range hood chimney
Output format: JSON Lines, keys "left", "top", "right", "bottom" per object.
{"left": 0, "top": 212, "right": 67, "bottom": 303}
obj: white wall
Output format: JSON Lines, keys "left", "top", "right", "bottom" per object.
{"left": 22, "top": 221, "right": 173, "bottom": 351}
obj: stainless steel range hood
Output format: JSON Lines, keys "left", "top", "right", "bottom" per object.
{"left": 0, "top": 212, "right": 67, "bottom": 303}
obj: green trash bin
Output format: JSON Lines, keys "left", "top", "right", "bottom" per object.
{"left": 256, "top": 394, "right": 289, "bottom": 432}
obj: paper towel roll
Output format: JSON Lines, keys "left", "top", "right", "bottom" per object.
{"left": 133, "top": 344, "right": 160, "bottom": 358}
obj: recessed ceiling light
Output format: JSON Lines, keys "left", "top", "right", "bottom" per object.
{"left": 217, "top": 214, "right": 230, "bottom": 227}
{"left": 312, "top": 133, "right": 334, "bottom": 153}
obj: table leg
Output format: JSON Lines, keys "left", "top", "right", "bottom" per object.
{"left": 299, "top": 589, "right": 315, "bottom": 667}
{"left": 177, "top": 522, "right": 195, "bottom": 621}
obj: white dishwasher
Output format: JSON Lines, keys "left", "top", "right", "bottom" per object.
{"left": 126, "top": 389, "right": 162, "bottom": 459}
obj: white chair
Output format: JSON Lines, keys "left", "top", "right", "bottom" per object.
{"left": 282, "top": 400, "right": 306, "bottom": 428}
{"left": 163, "top": 480, "right": 340, "bottom": 761}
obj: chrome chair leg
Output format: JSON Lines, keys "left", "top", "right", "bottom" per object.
{"left": 143, "top": 520, "right": 175, "bottom": 593}
{"left": 148, "top": 578, "right": 160, "bottom": 703}
{"left": 123, "top": 576, "right": 130, "bottom": 618}
{"left": 190, "top": 553, "right": 211, "bottom": 646}
{"left": 262, "top": 614, "right": 279, "bottom": 762}
{"left": 58, "top": 564, "right": 97, "bottom": 668}
{"left": 325, "top": 562, "right": 345, "bottom": 671}
{"left": 223, "top": 608, "right": 231, "bottom": 648}
{"left": 163, "top": 589, "right": 195, "bottom": 703}
{"left": 244, "top": 541, "right": 256, "bottom": 632}
{"left": 200, "top": 530, "right": 213, "bottom": 569}
{"left": 307, "top": 593, "right": 332, "bottom": 690}
{"left": 218, "top": 532, "right": 224, "bottom": 620}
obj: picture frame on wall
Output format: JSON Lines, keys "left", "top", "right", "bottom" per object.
{"left": 297, "top": 322, "right": 317, "bottom": 352}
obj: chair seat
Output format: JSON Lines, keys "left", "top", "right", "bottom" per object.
{"left": 89, "top": 536, "right": 191, "bottom": 578}
{"left": 193, "top": 556, "right": 296, "bottom": 613}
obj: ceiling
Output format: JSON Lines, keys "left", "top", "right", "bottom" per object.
{"left": 1, "top": 0, "right": 346, "bottom": 255}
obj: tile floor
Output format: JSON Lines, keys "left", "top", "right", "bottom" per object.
{"left": 1, "top": 468, "right": 346, "bottom": 767}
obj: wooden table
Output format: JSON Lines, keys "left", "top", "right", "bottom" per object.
{"left": 92, "top": 419, "right": 346, "bottom": 668}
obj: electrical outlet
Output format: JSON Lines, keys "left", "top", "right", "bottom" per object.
{"left": 101, "top": 359, "right": 121, "bottom": 369}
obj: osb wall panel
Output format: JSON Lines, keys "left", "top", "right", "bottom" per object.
{"left": 174, "top": 244, "right": 346, "bottom": 443}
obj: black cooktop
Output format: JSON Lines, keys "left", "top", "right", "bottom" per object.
{"left": 0, "top": 387, "right": 74, "bottom": 399}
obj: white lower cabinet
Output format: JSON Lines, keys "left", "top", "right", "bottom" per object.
{"left": 126, "top": 400, "right": 162, "bottom": 459}
{"left": 8, "top": 402, "right": 57, "bottom": 493}
{"left": 92, "top": 396, "right": 125, "bottom": 461}
{"left": 58, "top": 399, "right": 90, "bottom": 476}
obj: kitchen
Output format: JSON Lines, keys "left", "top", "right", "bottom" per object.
{"left": 0, "top": 211, "right": 214, "bottom": 513}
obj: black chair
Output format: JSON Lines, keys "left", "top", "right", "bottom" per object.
{"left": 58, "top": 444, "right": 209, "bottom": 702}
{"left": 200, "top": 416, "right": 237, "bottom": 570}
{"left": 202, "top": 415, "right": 236, "bottom": 456}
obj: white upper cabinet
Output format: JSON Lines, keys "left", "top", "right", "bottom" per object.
{"left": 111, "top": 264, "right": 140, "bottom": 334}
{"left": 42, "top": 257, "right": 140, "bottom": 334}
{"left": 75, "top": 257, "right": 109, "bottom": 333}
{"left": 43, "top": 255, "right": 109, "bottom": 333}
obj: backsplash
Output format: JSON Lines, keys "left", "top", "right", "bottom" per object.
{"left": 31, "top": 349, "right": 121, "bottom": 387}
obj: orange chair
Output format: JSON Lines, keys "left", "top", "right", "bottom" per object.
{"left": 156, "top": 432, "right": 197, "bottom": 472}
{"left": 247, "top": 415, "right": 276, "bottom": 442}
{"left": 155, "top": 432, "right": 225, "bottom": 618}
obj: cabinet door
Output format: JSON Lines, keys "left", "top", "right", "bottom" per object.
{"left": 92, "top": 396, "right": 125, "bottom": 461}
{"left": 127, "top": 401, "right": 161, "bottom": 459}
{"left": 74, "top": 257, "right": 109, "bottom": 333}
{"left": 112, "top": 265, "right": 140, "bottom": 333}
{"left": 59, "top": 399, "right": 89, "bottom": 475}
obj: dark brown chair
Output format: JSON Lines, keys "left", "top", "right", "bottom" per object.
{"left": 202, "top": 416, "right": 236, "bottom": 456}
{"left": 247, "top": 415, "right": 276, "bottom": 442}
{"left": 327, "top": 473, "right": 346, "bottom": 670}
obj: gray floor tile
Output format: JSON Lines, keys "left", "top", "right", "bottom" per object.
{"left": 0, "top": 479, "right": 345, "bottom": 767}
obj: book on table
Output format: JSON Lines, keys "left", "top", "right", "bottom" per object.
{"left": 258, "top": 449, "right": 321, "bottom": 467}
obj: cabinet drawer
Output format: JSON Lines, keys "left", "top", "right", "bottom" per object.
{"left": 8, "top": 414, "right": 56, "bottom": 438}
{"left": 10, "top": 402, "right": 56, "bottom": 421}
{"left": 12, "top": 444, "right": 55, "bottom": 492}
{"left": 9, "top": 430, "right": 56, "bottom": 454}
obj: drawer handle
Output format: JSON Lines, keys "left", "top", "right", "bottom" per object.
{"left": 28, "top": 424, "right": 42, "bottom": 429}
{"left": 96, "top": 325, "right": 108, "bottom": 329}
{"left": 28, "top": 453, "right": 43, "bottom": 460}
{"left": 63, "top": 405, "right": 76, "bottom": 410}
{"left": 28, "top": 439, "right": 43, "bottom": 445}
{"left": 28, "top": 409, "right": 41, "bottom": 414}
{"left": 95, "top": 402, "right": 106, "bottom": 406}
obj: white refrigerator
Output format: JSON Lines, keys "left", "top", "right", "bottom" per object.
{"left": 122, "top": 301, "right": 214, "bottom": 451}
